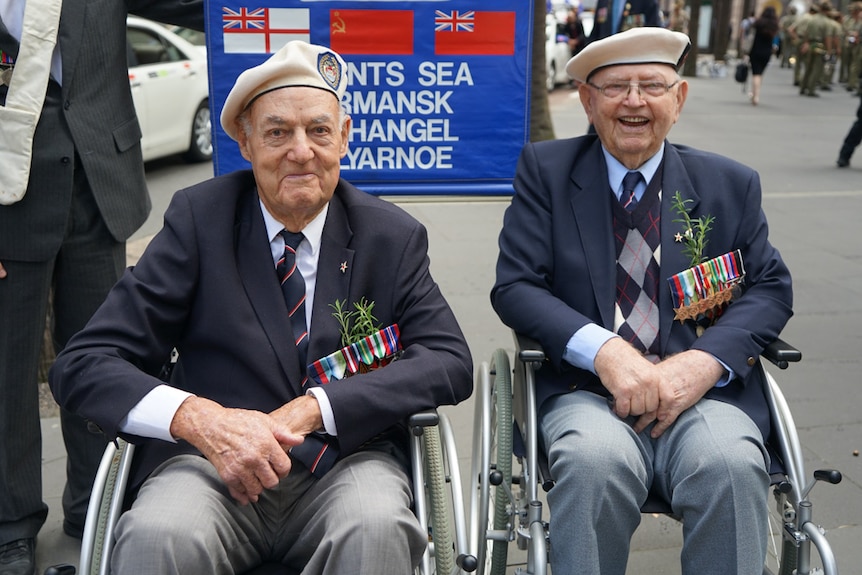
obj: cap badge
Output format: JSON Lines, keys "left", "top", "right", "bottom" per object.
{"left": 318, "top": 52, "right": 342, "bottom": 93}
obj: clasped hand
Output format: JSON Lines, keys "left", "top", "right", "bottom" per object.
{"left": 169, "top": 395, "right": 322, "bottom": 505}
{"left": 594, "top": 338, "right": 724, "bottom": 438}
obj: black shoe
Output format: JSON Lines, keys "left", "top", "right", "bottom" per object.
{"left": 837, "top": 157, "right": 850, "bottom": 168}
{"left": 0, "top": 539, "right": 35, "bottom": 575}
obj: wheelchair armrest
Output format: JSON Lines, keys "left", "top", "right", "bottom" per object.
{"left": 408, "top": 410, "right": 439, "bottom": 435}
{"left": 762, "top": 338, "right": 801, "bottom": 370}
{"left": 514, "top": 332, "right": 546, "bottom": 363}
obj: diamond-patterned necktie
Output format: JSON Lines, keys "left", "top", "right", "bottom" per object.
{"left": 621, "top": 171, "right": 642, "bottom": 212}
{"left": 277, "top": 230, "right": 308, "bottom": 370}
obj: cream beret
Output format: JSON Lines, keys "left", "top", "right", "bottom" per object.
{"left": 566, "top": 27, "right": 691, "bottom": 83}
{"left": 220, "top": 41, "right": 348, "bottom": 141}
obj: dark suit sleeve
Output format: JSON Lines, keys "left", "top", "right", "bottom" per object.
{"left": 491, "top": 143, "right": 596, "bottom": 368}
{"left": 49, "top": 191, "right": 201, "bottom": 439}
{"left": 322, "top": 219, "right": 473, "bottom": 455}
{"left": 688, "top": 168, "right": 793, "bottom": 380}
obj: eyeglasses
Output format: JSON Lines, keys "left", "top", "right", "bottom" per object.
{"left": 587, "top": 80, "right": 679, "bottom": 99}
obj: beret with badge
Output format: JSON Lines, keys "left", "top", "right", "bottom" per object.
{"left": 566, "top": 27, "right": 691, "bottom": 84}
{"left": 220, "top": 41, "right": 348, "bottom": 141}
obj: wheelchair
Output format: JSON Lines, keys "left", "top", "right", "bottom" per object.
{"left": 468, "top": 333, "right": 843, "bottom": 575}
{"left": 49, "top": 410, "right": 476, "bottom": 575}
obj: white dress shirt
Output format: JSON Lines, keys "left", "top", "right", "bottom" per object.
{"left": 119, "top": 200, "right": 338, "bottom": 442}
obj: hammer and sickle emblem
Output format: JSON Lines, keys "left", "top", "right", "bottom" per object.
{"left": 332, "top": 12, "right": 346, "bottom": 34}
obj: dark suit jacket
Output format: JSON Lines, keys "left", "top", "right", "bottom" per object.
{"left": 589, "top": 0, "right": 661, "bottom": 43}
{"left": 50, "top": 171, "right": 473, "bottom": 488}
{"left": 491, "top": 137, "right": 793, "bottom": 446}
{"left": 0, "top": 0, "right": 202, "bottom": 262}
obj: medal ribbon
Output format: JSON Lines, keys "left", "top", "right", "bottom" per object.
{"left": 307, "top": 324, "right": 402, "bottom": 385}
{"left": 668, "top": 250, "right": 745, "bottom": 309}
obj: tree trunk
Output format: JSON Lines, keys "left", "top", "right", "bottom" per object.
{"left": 682, "top": 0, "right": 701, "bottom": 77}
{"left": 530, "top": 0, "right": 555, "bottom": 142}
{"left": 713, "top": 0, "right": 731, "bottom": 61}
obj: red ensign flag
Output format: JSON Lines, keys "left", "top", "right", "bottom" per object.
{"left": 434, "top": 11, "right": 515, "bottom": 56}
{"left": 330, "top": 10, "right": 414, "bottom": 55}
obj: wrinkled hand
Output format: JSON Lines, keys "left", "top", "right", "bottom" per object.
{"left": 594, "top": 337, "right": 661, "bottom": 420}
{"left": 637, "top": 350, "right": 725, "bottom": 438}
{"left": 0, "top": 261, "right": 6, "bottom": 279}
{"left": 170, "top": 396, "right": 306, "bottom": 505}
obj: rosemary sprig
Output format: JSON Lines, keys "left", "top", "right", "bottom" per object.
{"left": 671, "top": 190, "right": 715, "bottom": 268}
{"left": 329, "top": 297, "right": 382, "bottom": 347}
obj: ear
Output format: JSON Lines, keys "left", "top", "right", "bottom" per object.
{"left": 237, "top": 124, "right": 252, "bottom": 162}
{"left": 578, "top": 82, "right": 594, "bottom": 124}
{"left": 339, "top": 116, "right": 352, "bottom": 159}
{"left": 674, "top": 79, "right": 689, "bottom": 118}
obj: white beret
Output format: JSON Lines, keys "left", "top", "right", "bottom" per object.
{"left": 566, "top": 27, "right": 691, "bottom": 83}
{"left": 220, "top": 41, "right": 348, "bottom": 141}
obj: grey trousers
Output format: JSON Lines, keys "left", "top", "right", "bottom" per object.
{"left": 539, "top": 391, "right": 770, "bottom": 575}
{"left": 111, "top": 450, "right": 427, "bottom": 574}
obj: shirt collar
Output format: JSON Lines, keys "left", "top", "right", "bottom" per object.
{"left": 601, "top": 142, "right": 665, "bottom": 201}
{"left": 260, "top": 198, "right": 328, "bottom": 257}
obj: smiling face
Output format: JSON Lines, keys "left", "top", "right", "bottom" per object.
{"left": 237, "top": 86, "right": 350, "bottom": 232}
{"left": 579, "top": 63, "right": 688, "bottom": 169}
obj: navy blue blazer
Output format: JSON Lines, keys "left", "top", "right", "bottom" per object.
{"left": 50, "top": 170, "right": 473, "bottom": 488}
{"left": 492, "top": 137, "right": 793, "bottom": 445}
{"left": 589, "top": 0, "right": 661, "bottom": 43}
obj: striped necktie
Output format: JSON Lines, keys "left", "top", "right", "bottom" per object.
{"left": 277, "top": 230, "right": 308, "bottom": 371}
{"left": 621, "top": 170, "right": 642, "bottom": 212}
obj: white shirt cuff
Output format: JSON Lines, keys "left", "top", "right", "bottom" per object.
{"left": 306, "top": 387, "right": 337, "bottom": 436}
{"left": 119, "top": 385, "right": 194, "bottom": 443}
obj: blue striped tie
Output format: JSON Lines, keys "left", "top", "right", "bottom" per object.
{"left": 277, "top": 230, "right": 308, "bottom": 372}
{"left": 277, "top": 230, "right": 339, "bottom": 477}
{"left": 621, "top": 171, "right": 642, "bottom": 212}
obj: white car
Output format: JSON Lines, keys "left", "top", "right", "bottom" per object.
{"left": 127, "top": 16, "right": 211, "bottom": 163}
{"left": 546, "top": 13, "right": 572, "bottom": 92}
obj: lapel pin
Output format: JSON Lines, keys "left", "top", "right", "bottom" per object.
{"left": 340, "top": 261, "right": 348, "bottom": 273}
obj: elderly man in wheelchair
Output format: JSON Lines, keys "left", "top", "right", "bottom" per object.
{"left": 47, "top": 40, "right": 473, "bottom": 575}
{"left": 487, "top": 27, "right": 826, "bottom": 575}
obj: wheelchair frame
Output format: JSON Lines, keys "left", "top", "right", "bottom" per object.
{"left": 67, "top": 411, "right": 474, "bottom": 575}
{"left": 469, "top": 335, "right": 843, "bottom": 575}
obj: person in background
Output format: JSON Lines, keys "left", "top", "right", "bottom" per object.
{"left": 588, "top": 0, "right": 661, "bottom": 43}
{"left": 492, "top": 27, "right": 792, "bottom": 575}
{"left": 779, "top": 6, "right": 799, "bottom": 68}
{"left": 49, "top": 40, "right": 473, "bottom": 574}
{"left": 837, "top": 92, "right": 862, "bottom": 167}
{"left": 748, "top": 6, "right": 781, "bottom": 106}
{"left": 669, "top": 0, "right": 689, "bottom": 35}
{"left": 563, "top": 8, "right": 587, "bottom": 57}
{"left": 0, "top": 2, "right": 202, "bottom": 574}
{"left": 843, "top": 2, "right": 862, "bottom": 93}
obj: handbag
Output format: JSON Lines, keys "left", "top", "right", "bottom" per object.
{"left": 735, "top": 62, "right": 749, "bottom": 83}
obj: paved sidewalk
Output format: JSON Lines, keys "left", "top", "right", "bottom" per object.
{"left": 37, "top": 60, "right": 862, "bottom": 573}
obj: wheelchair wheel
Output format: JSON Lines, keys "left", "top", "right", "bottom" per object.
{"left": 469, "top": 349, "right": 514, "bottom": 575}
{"left": 424, "top": 422, "right": 455, "bottom": 575}
{"left": 80, "top": 439, "right": 135, "bottom": 575}
{"left": 765, "top": 486, "right": 798, "bottom": 575}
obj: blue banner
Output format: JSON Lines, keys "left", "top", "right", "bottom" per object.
{"left": 206, "top": 1, "right": 533, "bottom": 195}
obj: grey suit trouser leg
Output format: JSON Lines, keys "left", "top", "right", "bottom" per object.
{"left": 0, "top": 177, "right": 123, "bottom": 543}
{"left": 111, "top": 450, "right": 427, "bottom": 575}
{"left": 539, "top": 391, "right": 770, "bottom": 575}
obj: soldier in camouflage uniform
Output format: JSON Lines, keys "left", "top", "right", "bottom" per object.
{"left": 846, "top": 3, "right": 862, "bottom": 93}
{"left": 789, "top": 5, "right": 818, "bottom": 86}
{"left": 780, "top": 6, "right": 798, "bottom": 68}
{"left": 820, "top": 9, "right": 843, "bottom": 90}
{"left": 798, "top": 3, "right": 835, "bottom": 96}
